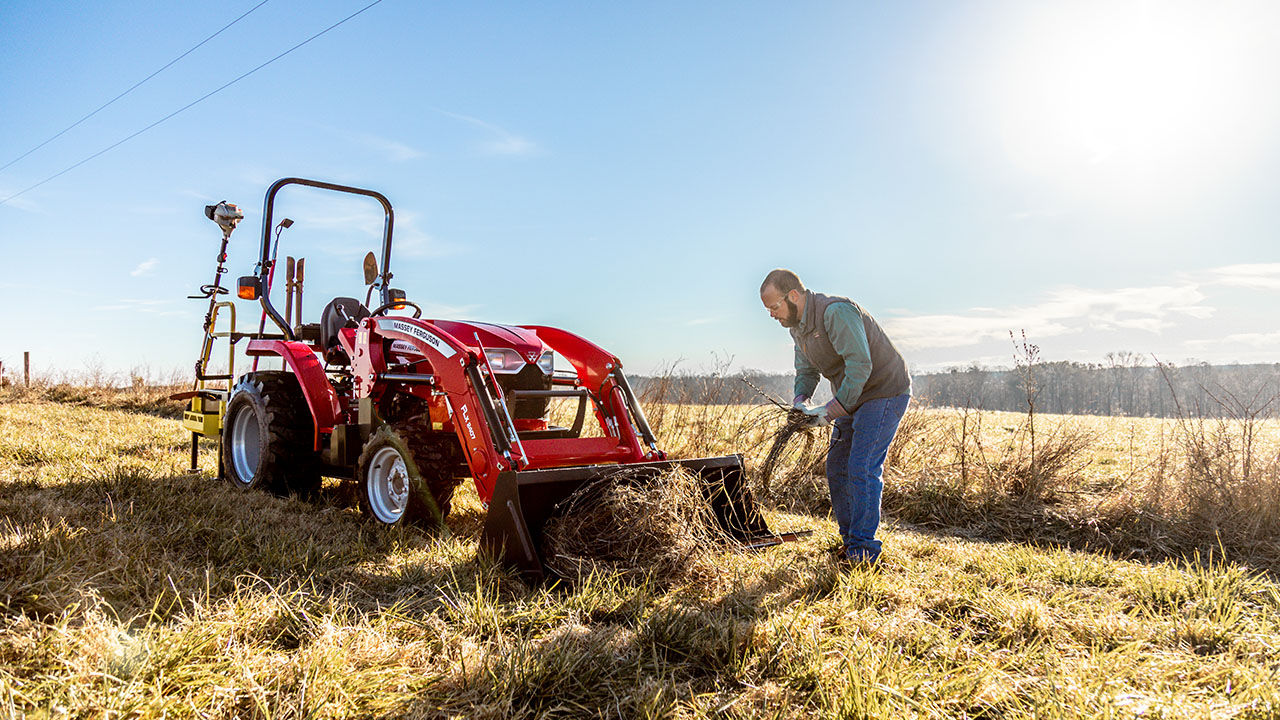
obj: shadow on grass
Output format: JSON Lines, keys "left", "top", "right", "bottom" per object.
{"left": 0, "top": 465, "right": 485, "bottom": 624}
{"left": 428, "top": 553, "right": 843, "bottom": 719}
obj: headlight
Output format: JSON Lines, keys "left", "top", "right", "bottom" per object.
{"left": 538, "top": 350, "right": 554, "bottom": 374}
{"left": 485, "top": 348, "right": 520, "bottom": 371}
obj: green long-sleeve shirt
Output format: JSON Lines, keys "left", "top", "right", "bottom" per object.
{"left": 793, "top": 301, "right": 873, "bottom": 413}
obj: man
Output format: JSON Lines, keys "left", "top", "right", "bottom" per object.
{"left": 759, "top": 269, "right": 911, "bottom": 564}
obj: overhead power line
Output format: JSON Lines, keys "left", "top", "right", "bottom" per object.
{"left": 0, "top": 0, "right": 385, "bottom": 208}
{"left": 0, "top": 0, "right": 273, "bottom": 173}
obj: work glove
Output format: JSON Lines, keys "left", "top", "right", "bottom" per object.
{"left": 792, "top": 395, "right": 810, "bottom": 411}
{"left": 800, "top": 403, "right": 830, "bottom": 428}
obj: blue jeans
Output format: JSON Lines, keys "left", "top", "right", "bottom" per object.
{"left": 826, "top": 394, "right": 910, "bottom": 560}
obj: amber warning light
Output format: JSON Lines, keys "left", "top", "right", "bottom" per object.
{"left": 237, "top": 276, "right": 262, "bottom": 300}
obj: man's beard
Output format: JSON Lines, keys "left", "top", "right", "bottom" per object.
{"left": 779, "top": 297, "right": 801, "bottom": 328}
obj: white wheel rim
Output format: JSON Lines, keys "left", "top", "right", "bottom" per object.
{"left": 228, "top": 405, "right": 261, "bottom": 484}
{"left": 367, "top": 446, "right": 411, "bottom": 523}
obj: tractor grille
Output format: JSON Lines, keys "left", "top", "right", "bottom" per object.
{"left": 502, "top": 363, "right": 552, "bottom": 419}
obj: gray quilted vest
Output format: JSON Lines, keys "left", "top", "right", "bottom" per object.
{"left": 790, "top": 291, "right": 911, "bottom": 411}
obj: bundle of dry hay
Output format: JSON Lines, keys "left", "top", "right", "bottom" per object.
{"left": 754, "top": 408, "right": 831, "bottom": 512}
{"left": 541, "top": 467, "right": 733, "bottom": 585}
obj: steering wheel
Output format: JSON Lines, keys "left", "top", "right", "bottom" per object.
{"left": 370, "top": 300, "right": 423, "bottom": 318}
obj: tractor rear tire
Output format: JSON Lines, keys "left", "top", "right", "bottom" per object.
{"left": 357, "top": 416, "right": 464, "bottom": 528}
{"left": 221, "top": 371, "right": 322, "bottom": 497}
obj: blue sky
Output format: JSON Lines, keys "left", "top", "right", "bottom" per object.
{"left": 2, "top": 0, "right": 1278, "bottom": 382}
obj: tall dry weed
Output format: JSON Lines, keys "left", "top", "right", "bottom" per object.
{"left": 1104, "top": 363, "right": 1280, "bottom": 555}
{"left": 986, "top": 418, "right": 1096, "bottom": 500}
{"left": 0, "top": 367, "right": 188, "bottom": 418}
{"left": 894, "top": 406, "right": 1094, "bottom": 506}
{"left": 636, "top": 370, "right": 773, "bottom": 460}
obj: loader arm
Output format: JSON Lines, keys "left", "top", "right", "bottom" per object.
{"left": 520, "top": 325, "right": 660, "bottom": 455}
{"left": 358, "top": 317, "right": 512, "bottom": 502}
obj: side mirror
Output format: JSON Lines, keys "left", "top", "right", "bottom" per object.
{"left": 237, "top": 276, "right": 262, "bottom": 300}
{"left": 362, "top": 252, "right": 378, "bottom": 286}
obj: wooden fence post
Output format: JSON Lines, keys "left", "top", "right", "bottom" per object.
{"left": 24, "top": 351, "right": 30, "bottom": 387}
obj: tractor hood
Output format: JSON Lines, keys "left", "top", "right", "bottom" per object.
{"left": 380, "top": 318, "right": 548, "bottom": 372}
{"left": 429, "top": 319, "right": 545, "bottom": 363}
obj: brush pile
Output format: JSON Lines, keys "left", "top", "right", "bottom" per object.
{"left": 754, "top": 408, "right": 831, "bottom": 512}
{"left": 541, "top": 467, "right": 732, "bottom": 585}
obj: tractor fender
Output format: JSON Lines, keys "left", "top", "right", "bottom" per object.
{"left": 245, "top": 339, "right": 341, "bottom": 448}
{"left": 364, "top": 317, "right": 506, "bottom": 503}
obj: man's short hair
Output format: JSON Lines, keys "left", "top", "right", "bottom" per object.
{"left": 761, "top": 268, "right": 805, "bottom": 295}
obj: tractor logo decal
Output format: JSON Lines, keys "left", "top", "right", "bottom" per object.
{"left": 526, "top": 351, "right": 538, "bottom": 362}
{"left": 460, "top": 404, "right": 476, "bottom": 440}
{"left": 389, "top": 340, "right": 422, "bottom": 355}
{"left": 378, "top": 319, "right": 456, "bottom": 358}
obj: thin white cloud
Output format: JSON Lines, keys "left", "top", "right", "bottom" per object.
{"left": 886, "top": 313, "right": 1071, "bottom": 351}
{"left": 304, "top": 211, "right": 384, "bottom": 238}
{"left": 912, "top": 353, "right": 1013, "bottom": 373}
{"left": 177, "top": 189, "right": 217, "bottom": 201}
{"left": 381, "top": 210, "right": 458, "bottom": 260}
{"left": 1007, "top": 209, "right": 1062, "bottom": 222}
{"left": 134, "top": 205, "right": 180, "bottom": 217}
{"left": 686, "top": 316, "right": 719, "bottom": 327}
{"left": 437, "top": 109, "right": 540, "bottom": 156}
{"left": 0, "top": 188, "right": 41, "bottom": 212}
{"left": 131, "top": 258, "right": 159, "bottom": 277}
{"left": 482, "top": 135, "right": 537, "bottom": 156}
{"left": 885, "top": 283, "right": 1211, "bottom": 351}
{"left": 1188, "top": 331, "right": 1280, "bottom": 349}
{"left": 354, "top": 132, "right": 424, "bottom": 162}
{"left": 301, "top": 121, "right": 425, "bottom": 163}
{"left": 273, "top": 195, "right": 387, "bottom": 244}
{"left": 1207, "top": 263, "right": 1280, "bottom": 291}
{"left": 252, "top": 194, "right": 456, "bottom": 266}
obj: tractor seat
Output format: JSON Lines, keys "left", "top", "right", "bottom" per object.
{"left": 319, "top": 297, "right": 371, "bottom": 365}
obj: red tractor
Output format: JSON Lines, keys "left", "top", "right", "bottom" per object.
{"left": 179, "top": 178, "right": 800, "bottom": 580}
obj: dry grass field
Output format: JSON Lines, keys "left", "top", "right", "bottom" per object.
{"left": 3, "top": 384, "right": 1279, "bottom": 718}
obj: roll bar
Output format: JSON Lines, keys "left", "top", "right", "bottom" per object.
{"left": 255, "top": 177, "right": 395, "bottom": 340}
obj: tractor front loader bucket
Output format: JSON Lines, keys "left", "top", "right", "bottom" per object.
{"left": 479, "top": 454, "right": 808, "bottom": 581}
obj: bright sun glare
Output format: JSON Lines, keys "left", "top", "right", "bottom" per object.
{"left": 978, "top": 1, "right": 1280, "bottom": 208}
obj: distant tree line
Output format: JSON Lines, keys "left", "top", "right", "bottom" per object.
{"left": 630, "top": 354, "right": 1280, "bottom": 419}
{"left": 915, "top": 356, "right": 1280, "bottom": 418}
{"left": 629, "top": 372, "right": 804, "bottom": 407}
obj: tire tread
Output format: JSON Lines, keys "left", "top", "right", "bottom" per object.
{"left": 222, "top": 371, "right": 321, "bottom": 496}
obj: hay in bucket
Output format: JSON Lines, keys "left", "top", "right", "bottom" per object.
{"left": 541, "top": 466, "right": 734, "bottom": 585}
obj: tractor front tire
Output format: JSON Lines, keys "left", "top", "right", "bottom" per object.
{"left": 221, "top": 371, "right": 322, "bottom": 497}
{"left": 357, "top": 417, "right": 463, "bottom": 528}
